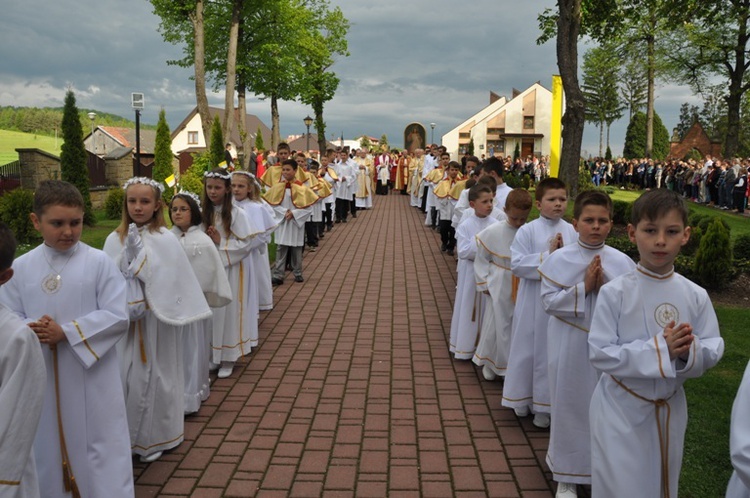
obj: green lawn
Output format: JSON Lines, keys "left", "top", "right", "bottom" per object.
{"left": 681, "top": 306, "right": 750, "bottom": 497}
{"left": 0, "top": 129, "right": 61, "bottom": 165}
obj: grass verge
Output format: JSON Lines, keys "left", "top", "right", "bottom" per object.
{"left": 680, "top": 305, "right": 750, "bottom": 497}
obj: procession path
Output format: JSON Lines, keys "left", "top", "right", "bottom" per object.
{"left": 133, "top": 193, "right": 554, "bottom": 497}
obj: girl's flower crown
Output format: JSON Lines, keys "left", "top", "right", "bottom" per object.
{"left": 123, "top": 176, "right": 165, "bottom": 193}
{"left": 231, "top": 170, "right": 263, "bottom": 189}
{"left": 176, "top": 189, "right": 201, "bottom": 209}
{"left": 204, "top": 171, "right": 232, "bottom": 180}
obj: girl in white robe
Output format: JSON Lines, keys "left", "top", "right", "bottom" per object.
{"left": 203, "top": 169, "right": 260, "bottom": 379}
{"left": 231, "top": 172, "right": 279, "bottom": 314}
{"left": 104, "top": 178, "right": 212, "bottom": 463}
{"left": 169, "top": 192, "right": 232, "bottom": 415}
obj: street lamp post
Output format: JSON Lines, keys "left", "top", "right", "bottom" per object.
{"left": 430, "top": 122, "right": 436, "bottom": 145}
{"left": 304, "top": 115, "right": 313, "bottom": 153}
{"left": 87, "top": 112, "right": 96, "bottom": 154}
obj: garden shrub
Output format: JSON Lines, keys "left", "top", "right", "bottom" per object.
{"left": 504, "top": 173, "right": 521, "bottom": 189}
{"left": 612, "top": 200, "right": 630, "bottom": 225}
{"left": 733, "top": 233, "right": 750, "bottom": 261}
{"left": 682, "top": 226, "right": 702, "bottom": 257}
{"left": 693, "top": 219, "right": 733, "bottom": 290}
{"left": 606, "top": 235, "right": 639, "bottom": 260}
{"left": 0, "top": 189, "right": 40, "bottom": 244}
{"left": 697, "top": 216, "right": 730, "bottom": 236}
{"left": 522, "top": 173, "right": 532, "bottom": 190}
{"left": 104, "top": 187, "right": 124, "bottom": 220}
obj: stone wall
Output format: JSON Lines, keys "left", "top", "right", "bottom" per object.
{"left": 16, "top": 148, "right": 61, "bottom": 189}
{"left": 106, "top": 156, "right": 133, "bottom": 187}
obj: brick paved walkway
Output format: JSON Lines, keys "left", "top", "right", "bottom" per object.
{"left": 134, "top": 194, "right": 554, "bottom": 497}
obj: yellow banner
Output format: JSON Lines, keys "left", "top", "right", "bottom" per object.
{"left": 550, "top": 75, "right": 563, "bottom": 178}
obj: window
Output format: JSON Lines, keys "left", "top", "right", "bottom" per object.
{"left": 188, "top": 131, "right": 198, "bottom": 145}
{"left": 523, "top": 117, "right": 534, "bottom": 130}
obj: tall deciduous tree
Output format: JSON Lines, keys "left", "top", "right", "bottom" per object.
{"left": 297, "top": 3, "right": 350, "bottom": 153}
{"left": 675, "top": 103, "right": 701, "bottom": 140}
{"left": 665, "top": 0, "right": 750, "bottom": 157}
{"left": 151, "top": 0, "right": 212, "bottom": 144}
{"left": 153, "top": 108, "right": 174, "bottom": 201}
{"left": 60, "top": 90, "right": 94, "bottom": 224}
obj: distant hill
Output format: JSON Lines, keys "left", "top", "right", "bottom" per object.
{"left": 0, "top": 129, "right": 62, "bottom": 164}
{"left": 0, "top": 106, "right": 156, "bottom": 140}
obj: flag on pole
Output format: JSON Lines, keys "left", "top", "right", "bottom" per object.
{"left": 165, "top": 174, "right": 176, "bottom": 187}
{"left": 549, "top": 75, "right": 563, "bottom": 178}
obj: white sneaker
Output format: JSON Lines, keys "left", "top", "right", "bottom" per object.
{"left": 533, "top": 412, "right": 551, "bottom": 429}
{"left": 208, "top": 361, "right": 219, "bottom": 372}
{"left": 217, "top": 362, "right": 234, "bottom": 379}
{"left": 140, "top": 451, "right": 163, "bottom": 463}
{"left": 555, "top": 482, "right": 577, "bottom": 498}
{"left": 482, "top": 365, "right": 497, "bottom": 381}
{"left": 514, "top": 405, "right": 531, "bottom": 417}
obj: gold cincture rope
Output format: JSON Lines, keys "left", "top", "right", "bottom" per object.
{"left": 51, "top": 344, "right": 81, "bottom": 498}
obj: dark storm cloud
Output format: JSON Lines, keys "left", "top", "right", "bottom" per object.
{"left": 0, "top": 0, "right": 695, "bottom": 155}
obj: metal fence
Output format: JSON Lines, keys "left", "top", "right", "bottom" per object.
{"left": 0, "top": 160, "right": 21, "bottom": 194}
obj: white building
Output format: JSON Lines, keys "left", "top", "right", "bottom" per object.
{"left": 442, "top": 82, "right": 553, "bottom": 160}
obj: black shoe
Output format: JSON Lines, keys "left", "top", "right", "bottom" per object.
{"left": 327, "top": 225, "right": 332, "bottom": 231}
{"left": 272, "top": 278, "right": 283, "bottom": 286}
{"left": 447, "top": 248, "right": 454, "bottom": 256}
{"left": 342, "top": 219, "right": 347, "bottom": 223}
{"left": 335, "top": 219, "right": 341, "bottom": 224}
{"left": 352, "top": 214, "right": 357, "bottom": 218}
{"left": 319, "top": 233, "right": 325, "bottom": 239}
{"left": 294, "top": 275, "right": 304, "bottom": 283}
{"left": 441, "top": 244, "right": 447, "bottom": 252}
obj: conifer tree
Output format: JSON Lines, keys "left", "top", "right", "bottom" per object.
{"left": 60, "top": 89, "right": 94, "bottom": 224}
{"left": 153, "top": 108, "right": 174, "bottom": 202}
{"left": 255, "top": 125, "right": 265, "bottom": 152}
{"left": 210, "top": 115, "right": 224, "bottom": 167}
{"left": 693, "top": 218, "right": 733, "bottom": 290}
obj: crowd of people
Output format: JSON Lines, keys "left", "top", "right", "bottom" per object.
{"left": 584, "top": 155, "right": 750, "bottom": 213}
{"left": 0, "top": 142, "right": 383, "bottom": 497}
{"left": 1, "top": 140, "right": 749, "bottom": 497}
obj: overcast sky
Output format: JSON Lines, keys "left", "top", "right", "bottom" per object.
{"left": 0, "top": 0, "right": 701, "bottom": 157}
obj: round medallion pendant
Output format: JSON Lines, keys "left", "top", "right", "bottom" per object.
{"left": 42, "top": 274, "right": 62, "bottom": 294}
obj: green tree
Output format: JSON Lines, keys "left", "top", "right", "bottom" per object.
{"left": 675, "top": 102, "right": 701, "bottom": 140}
{"left": 297, "top": 3, "right": 350, "bottom": 153}
{"left": 513, "top": 142, "right": 521, "bottom": 161}
{"left": 359, "top": 135, "right": 372, "bottom": 150}
{"left": 255, "top": 125, "right": 265, "bottom": 152}
{"left": 665, "top": 0, "right": 750, "bottom": 158}
{"left": 210, "top": 115, "right": 224, "bottom": 168}
{"left": 623, "top": 111, "right": 670, "bottom": 159}
{"left": 150, "top": 0, "right": 212, "bottom": 144}
{"left": 60, "top": 90, "right": 94, "bottom": 224}
{"left": 153, "top": 108, "right": 174, "bottom": 202}
{"left": 380, "top": 134, "right": 389, "bottom": 151}
{"left": 582, "top": 44, "right": 625, "bottom": 157}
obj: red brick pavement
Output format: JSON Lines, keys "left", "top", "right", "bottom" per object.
{"left": 134, "top": 194, "right": 555, "bottom": 497}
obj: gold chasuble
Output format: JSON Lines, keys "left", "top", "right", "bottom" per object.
{"left": 263, "top": 180, "right": 319, "bottom": 208}
{"left": 260, "top": 164, "right": 308, "bottom": 187}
